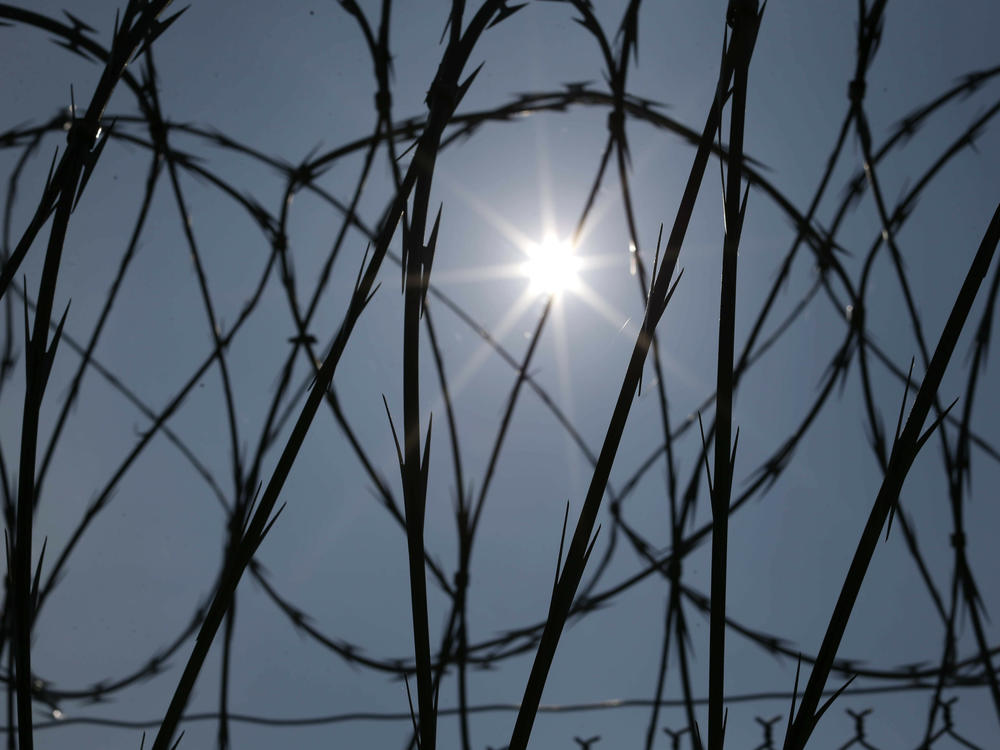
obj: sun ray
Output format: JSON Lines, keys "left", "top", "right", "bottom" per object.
{"left": 430, "top": 263, "right": 527, "bottom": 285}
{"left": 551, "top": 301, "right": 585, "bottom": 501}
{"left": 433, "top": 168, "right": 536, "bottom": 252}
{"left": 569, "top": 276, "right": 640, "bottom": 335}
{"left": 426, "top": 288, "right": 540, "bottom": 409}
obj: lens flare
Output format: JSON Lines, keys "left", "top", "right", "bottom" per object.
{"left": 521, "top": 233, "right": 581, "bottom": 297}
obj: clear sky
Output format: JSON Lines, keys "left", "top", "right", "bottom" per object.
{"left": 1, "top": 1, "right": 999, "bottom": 748}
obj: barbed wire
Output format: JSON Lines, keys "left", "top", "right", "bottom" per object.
{"left": 0, "top": 1, "right": 998, "bottom": 747}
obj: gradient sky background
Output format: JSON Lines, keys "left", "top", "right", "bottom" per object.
{"left": 2, "top": 1, "right": 1000, "bottom": 748}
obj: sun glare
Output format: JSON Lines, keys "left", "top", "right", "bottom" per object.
{"left": 521, "top": 233, "right": 582, "bottom": 297}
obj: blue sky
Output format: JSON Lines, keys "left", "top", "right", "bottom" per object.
{"left": 1, "top": 1, "right": 1000, "bottom": 748}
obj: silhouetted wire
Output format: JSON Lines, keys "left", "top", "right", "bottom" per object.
{"left": 1, "top": 2, "right": 998, "bottom": 746}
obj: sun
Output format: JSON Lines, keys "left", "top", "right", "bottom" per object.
{"left": 520, "top": 232, "right": 582, "bottom": 297}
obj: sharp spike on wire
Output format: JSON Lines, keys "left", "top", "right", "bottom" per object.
{"left": 735, "top": 181, "right": 751, "bottom": 242}
{"left": 664, "top": 267, "right": 684, "bottom": 309}
{"left": 554, "top": 501, "right": 570, "bottom": 592}
{"left": 42, "top": 300, "right": 72, "bottom": 388}
{"left": 914, "top": 397, "right": 959, "bottom": 456}
{"left": 419, "top": 413, "right": 433, "bottom": 503}
{"left": 894, "top": 357, "right": 916, "bottom": 449}
{"left": 697, "top": 412, "right": 714, "bottom": 495}
{"left": 3, "top": 531, "right": 11, "bottom": 588}
{"left": 361, "top": 281, "right": 381, "bottom": 314}
{"left": 455, "top": 62, "right": 485, "bottom": 109}
{"left": 74, "top": 119, "right": 115, "bottom": 211}
{"left": 421, "top": 203, "right": 443, "bottom": 317}
{"left": 813, "top": 672, "right": 857, "bottom": 727}
{"left": 647, "top": 228, "right": 661, "bottom": 309}
{"left": 382, "top": 394, "right": 405, "bottom": 474}
{"left": 21, "top": 275, "right": 32, "bottom": 357}
{"left": 44, "top": 146, "right": 60, "bottom": 198}
{"left": 403, "top": 675, "right": 421, "bottom": 750}
{"left": 353, "top": 243, "right": 372, "bottom": 297}
{"left": 583, "top": 524, "right": 601, "bottom": 567}
{"left": 718, "top": 128, "right": 727, "bottom": 227}
{"left": 242, "top": 481, "right": 264, "bottom": 538}
{"left": 784, "top": 654, "right": 802, "bottom": 747}
{"left": 886, "top": 358, "right": 916, "bottom": 540}
{"left": 30, "top": 536, "right": 48, "bottom": 615}
{"left": 255, "top": 502, "right": 286, "bottom": 550}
